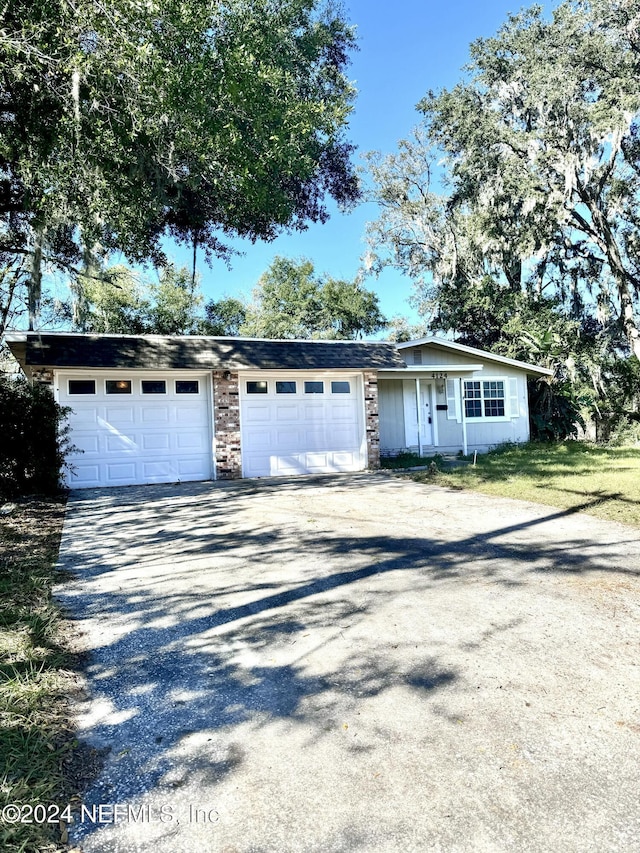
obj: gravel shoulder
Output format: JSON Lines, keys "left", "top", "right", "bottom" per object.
{"left": 56, "top": 473, "right": 640, "bottom": 853}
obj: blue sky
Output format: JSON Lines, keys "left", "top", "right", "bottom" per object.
{"left": 169, "top": 1, "right": 536, "bottom": 326}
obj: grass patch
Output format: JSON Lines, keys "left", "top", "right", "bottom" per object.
{"left": 381, "top": 451, "right": 443, "bottom": 470}
{"left": 413, "top": 441, "right": 640, "bottom": 528}
{"left": 0, "top": 495, "right": 78, "bottom": 853}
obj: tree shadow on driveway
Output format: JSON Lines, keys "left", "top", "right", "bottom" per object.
{"left": 56, "top": 474, "right": 640, "bottom": 852}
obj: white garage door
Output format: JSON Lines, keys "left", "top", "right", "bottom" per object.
{"left": 57, "top": 372, "right": 212, "bottom": 488}
{"left": 240, "top": 373, "right": 365, "bottom": 477}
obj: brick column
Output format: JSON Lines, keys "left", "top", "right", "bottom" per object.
{"left": 363, "top": 371, "right": 380, "bottom": 469}
{"left": 213, "top": 371, "right": 242, "bottom": 479}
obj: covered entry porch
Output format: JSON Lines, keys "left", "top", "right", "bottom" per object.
{"left": 377, "top": 365, "right": 483, "bottom": 458}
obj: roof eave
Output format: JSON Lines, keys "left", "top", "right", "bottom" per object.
{"left": 396, "top": 336, "right": 553, "bottom": 376}
{"left": 379, "top": 364, "right": 484, "bottom": 374}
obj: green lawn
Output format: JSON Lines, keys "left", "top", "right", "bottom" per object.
{"left": 0, "top": 497, "right": 76, "bottom": 853}
{"left": 413, "top": 442, "right": 640, "bottom": 528}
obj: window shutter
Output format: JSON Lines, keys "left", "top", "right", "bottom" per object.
{"left": 446, "top": 379, "right": 461, "bottom": 422}
{"left": 509, "top": 377, "right": 520, "bottom": 419}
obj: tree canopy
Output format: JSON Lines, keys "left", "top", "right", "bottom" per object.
{"left": 74, "top": 264, "right": 205, "bottom": 336}
{"left": 365, "top": 0, "right": 640, "bottom": 361}
{"left": 66, "top": 256, "right": 387, "bottom": 342}
{"left": 241, "top": 256, "right": 387, "bottom": 339}
{"left": 1, "top": 0, "right": 360, "bottom": 328}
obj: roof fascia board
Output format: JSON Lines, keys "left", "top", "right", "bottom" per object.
{"left": 380, "top": 364, "right": 484, "bottom": 373}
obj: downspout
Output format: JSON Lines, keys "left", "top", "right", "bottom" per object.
{"left": 459, "top": 377, "right": 468, "bottom": 456}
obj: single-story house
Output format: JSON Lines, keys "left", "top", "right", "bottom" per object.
{"left": 5, "top": 332, "right": 552, "bottom": 488}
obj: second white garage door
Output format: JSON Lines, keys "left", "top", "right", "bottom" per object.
{"left": 240, "top": 373, "right": 366, "bottom": 477}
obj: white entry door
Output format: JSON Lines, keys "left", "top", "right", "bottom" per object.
{"left": 403, "top": 380, "right": 433, "bottom": 449}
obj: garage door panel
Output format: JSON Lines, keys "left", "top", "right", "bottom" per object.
{"left": 70, "top": 464, "right": 101, "bottom": 486}
{"left": 276, "top": 427, "right": 305, "bottom": 447}
{"left": 302, "top": 427, "right": 326, "bottom": 450}
{"left": 60, "top": 372, "right": 211, "bottom": 487}
{"left": 70, "top": 407, "right": 99, "bottom": 427}
{"left": 272, "top": 455, "right": 307, "bottom": 475}
{"left": 142, "top": 459, "right": 178, "bottom": 478}
{"left": 176, "top": 431, "right": 206, "bottom": 450}
{"left": 107, "top": 462, "right": 137, "bottom": 482}
{"left": 105, "top": 407, "right": 135, "bottom": 425}
{"left": 276, "top": 403, "right": 300, "bottom": 421}
{"left": 141, "top": 433, "right": 170, "bottom": 451}
{"left": 305, "top": 452, "right": 329, "bottom": 470}
{"left": 332, "top": 451, "right": 358, "bottom": 468}
{"left": 303, "top": 403, "right": 324, "bottom": 420}
{"left": 105, "top": 433, "right": 138, "bottom": 453}
{"left": 244, "top": 404, "right": 271, "bottom": 423}
{"left": 176, "top": 406, "right": 208, "bottom": 426}
{"left": 243, "top": 453, "right": 271, "bottom": 477}
{"left": 241, "top": 429, "right": 272, "bottom": 451}
{"left": 142, "top": 407, "right": 169, "bottom": 423}
{"left": 176, "top": 457, "right": 211, "bottom": 477}
{"left": 73, "top": 435, "right": 100, "bottom": 454}
{"left": 326, "top": 425, "right": 359, "bottom": 446}
{"left": 327, "top": 402, "right": 356, "bottom": 420}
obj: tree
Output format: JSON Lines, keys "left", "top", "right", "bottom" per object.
{"left": 1, "top": 0, "right": 360, "bottom": 329}
{"left": 243, "top": 257, "right": 321, "bottom": 338}
{"left": 144, "top": 266, "right": 204, "bottom": 336}
{"left": 202, "top": 298, "right": 248, "bottom": 337}
{"left": 385, "top": 316, "right": 429, "bottom": 343}
{"left": 426, "top": 1, "right": 640, "bottom": 357}
{"left": 73, "top": 267, "right": 149, "bottom": 335}
{"left": 366, "top": 1, "right": 640, "bottom": 358}
{"left": 0, "top": 374, "right": 73, "bottom": 496}
{"left": 241, "top": 256, "right": 387, "bottom": 339}
{"left": 74, "top": 264, "right": 205, "bottom": 335}
{"left": 318, "top": 276, "right": 388, "bottom": 339}
{"left": 364, "top": 0, "right": 640, "bottom": 439}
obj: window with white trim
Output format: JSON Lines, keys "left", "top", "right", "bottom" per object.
{"left": 464, "top": 380, "right": 506, "bottom": 419}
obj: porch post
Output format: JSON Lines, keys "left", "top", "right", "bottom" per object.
{"left": 415, "top": 377, "right": 423, "bottom": 457}
{"left": 459, "top": 377, "right": 468, "bottom": 456}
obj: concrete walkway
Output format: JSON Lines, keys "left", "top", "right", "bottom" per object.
{"left": 57, "top": 474, "right": 640, "bottom": 853}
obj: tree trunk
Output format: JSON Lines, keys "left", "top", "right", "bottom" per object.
{"left": 621, "top": 286, "right": 640, "bottom": 360}
{"left": 585, "top": 199, "right": 640, "bottom": 359}
{"left": 28, "top": 223, "right": 44, "bottom": 331}
{"left": 0, "top": 266, "right": 20, "bottom": 337}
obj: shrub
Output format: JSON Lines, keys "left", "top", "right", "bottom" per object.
{"left": 0, "top": 374, "right": 72, "bottom": 497}
{"left": 528, "top": 378, "right": 585, "bottom": 442}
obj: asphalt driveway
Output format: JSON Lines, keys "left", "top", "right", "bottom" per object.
{"left": 57, "top": 473, "right": 640, "bottom": 853}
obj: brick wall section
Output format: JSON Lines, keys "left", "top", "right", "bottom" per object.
{"left": 212, "top": 371, "right": 242, "bottom": 479}
{"left": 363, "top": 370, "right": 380, "bottom": 469}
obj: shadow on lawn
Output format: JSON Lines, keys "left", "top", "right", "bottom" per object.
{"left": 56, "top": 474, "right": 640, "bottom": 845}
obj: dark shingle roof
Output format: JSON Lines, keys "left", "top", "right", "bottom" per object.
{"left": 6, "top": 333, "right": 406, "bottom": 372}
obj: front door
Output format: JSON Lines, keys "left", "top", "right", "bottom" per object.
{"left": 403, "top": 381, "right": 433, "bottom": 450}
